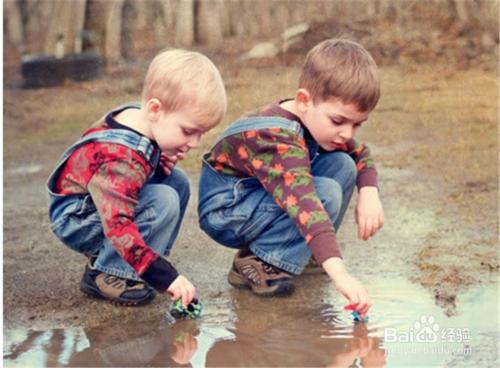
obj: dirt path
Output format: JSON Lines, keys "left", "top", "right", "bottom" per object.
{"left": 3, "top": 58, "right": 498, "bottom": 331}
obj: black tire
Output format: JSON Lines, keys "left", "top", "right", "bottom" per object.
{"left": 21, "top": 52, "right": 103, "bottom": 89}
{"left": 63, "top": 52, "right": 103, "bottom": 81}
{"left": 21, "top": 54, "right": 66, "bottom": 88}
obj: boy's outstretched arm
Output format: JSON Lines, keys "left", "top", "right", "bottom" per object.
{"left": 322, "top": 257, "right": 371, "bottom": 318}
{"left": 356, "top": 186, "right": 384, "bottom": 240}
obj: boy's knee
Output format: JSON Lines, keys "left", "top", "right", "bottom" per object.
{"left": 139, "top": 185, "right": 181, "bottom": 225}
{"left": 169, "top": 167, "right": 191, "bottom": 202}
{"left": 314, "top": 177, "right": 342, "bottom": 221}
{"left": 337, "top": 152, "right": 357, "bottom": 185}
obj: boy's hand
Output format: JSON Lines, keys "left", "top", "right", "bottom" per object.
{"left": 160, "top": 152, "right": 185, "bottom": 175}
{"left": 322, "top": 258, "right": 372, "bottom": 318}
{"left": 167, "top": 275, "right": 196, "bottom": 308}
{"left": 356, "top": 186, "right": 384, "bottom": 240}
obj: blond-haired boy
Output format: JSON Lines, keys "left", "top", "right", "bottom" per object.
{"left": 198, "top": 39, "right": 383, "bottom": 318}
{"left": 48, "top": 49, "right": 226, "bottom": 307}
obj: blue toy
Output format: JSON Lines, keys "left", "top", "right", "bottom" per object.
{"left": 344, "top": 304, "right": 369, "bottom": 323}
{"left": 351, "top": 310, "right": 369, "bottom": 323}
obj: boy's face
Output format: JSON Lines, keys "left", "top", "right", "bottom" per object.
{"left": 151, "top": 108, "right": 208, "bottom": 156}
{"left": 299, "top": 96, "right": 370, "bottom": 150}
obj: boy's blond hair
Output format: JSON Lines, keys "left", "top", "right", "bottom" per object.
{"left": 299, "top": 38, "right": 380, "bottom": 112}
{"left": 142, "top": 49, "right": 227, "bottom": 128}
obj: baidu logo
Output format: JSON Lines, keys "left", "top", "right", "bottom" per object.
{"left": 384, "top": 315, "right": 470, "bottom": 344}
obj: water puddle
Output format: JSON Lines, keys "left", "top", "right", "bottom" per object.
{"left": 4, "top": 277, "right": 498, "bottom": 367}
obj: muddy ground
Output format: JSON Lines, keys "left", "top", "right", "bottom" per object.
{"left": 3, "top": 34, "right": 499, "bottom": 340}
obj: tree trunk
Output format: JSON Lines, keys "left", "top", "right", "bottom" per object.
{"left": 104, "top": 0, "right": 125, "bottom": 63}
{"left": 228, "top": 0, "right": 246, "bottom": 37}
{"left": 196, "top": 0, "right": 224, "bottom": 44}
{"left": 43, "top": 0, "right": 87, "bottom": 56}
{"left": 450, "top": 0, "right": 469, "bottom": 25}
{"left": 256, "top": 0, "right": 272, "bottom": 36}
{"left": 241, "top": 0, "right": 260, "bottom": 36}
{"left": 158, "top": 0, "right": 176, "bottom": 44}
{"left": 218, "top": 0, "right": 232, "bottom": 37}
{"left": 270, "top": 2, "right": 290, "bottom": 34}
{"left": 175, "top": 0, "right": 195, "bottom": 46}
{"left": 4, "top": 0, "right": 24, "bottom": 47}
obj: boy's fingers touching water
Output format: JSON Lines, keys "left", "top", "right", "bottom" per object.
{"left": 167, "top": 275, "right": 196, "bottom": 307}
{"left": 334, "top": 274, "right": 371, "bottom": 318}
{"left": 322, "top": 258, "right": 372, "bottom": 318}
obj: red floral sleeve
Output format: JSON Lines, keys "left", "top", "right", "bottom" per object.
{"left": 87, "top": 159, "right": 160, "bottom": 275}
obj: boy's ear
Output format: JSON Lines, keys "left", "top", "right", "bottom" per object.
{"left": 145, "top": 98, "right": 162, "bottom": 122}
{"left": 295, "top": 88, "right": 311, "bottom": 113}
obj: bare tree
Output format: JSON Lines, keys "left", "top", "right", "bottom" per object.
{"left": 196, "top": 0, "right": 224, "bottom": 44}
{"left": 43, "top": 0, "right": 86, "bottom": 56}
{"left": 104, "top": 0, "right": 125, "bottom": 63}
{"left": 175, "top": 0, "right": 195, "bottom": 46}
{"left": 5, "top": 0, "right": 498, "bottom": 66}
{"left": 4, "top": 0, "right": 24, "bottom": 47}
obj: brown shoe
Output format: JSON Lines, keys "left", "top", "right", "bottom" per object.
{"left": 302, "top": 257, "right": 326, "bottom": 275}
{"left": 228, "top": 249, "right": 295, "bottom": 296}
{"left": 80, "top": 264, "right": 155, "bottom": 306}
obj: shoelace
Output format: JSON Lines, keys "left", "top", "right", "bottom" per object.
{"left": 104, "top": 274, "right": 142, "bottom": 288}
{"left": 261, "top": 261, "right": 282, "bottom": 275}
{"left": 125, "top": 279, "right": 143, "bottom": 287}
{"left": 247, "top": 254, "right": 283, "bottom": 275}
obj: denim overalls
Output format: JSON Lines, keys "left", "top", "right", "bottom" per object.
{"left": 47, "top": 104, "right": 190, "bottom": 281}
{"left": 198, "top": 116, "right": 357, "bottom": 275}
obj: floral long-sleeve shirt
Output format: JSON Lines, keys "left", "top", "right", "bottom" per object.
{"left": 54, "top": 108, "right": 178, "bottom": 291}
{"left": 205, "top": 101, "right": 378, "bottom": 263}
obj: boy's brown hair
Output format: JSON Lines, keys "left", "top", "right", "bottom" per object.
{"left": 299, "top": 38, "right": 380, "bottom": 112}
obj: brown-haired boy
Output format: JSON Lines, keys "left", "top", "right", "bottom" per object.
{"left": 198, "top": 38, "right": 383, "bottom": 319}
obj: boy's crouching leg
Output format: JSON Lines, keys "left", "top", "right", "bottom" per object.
{"left": 135, "top": 184, "right": 183, "bottom": 257}
{"left": 85, "top": 184, "right": 182, "bottom": 306}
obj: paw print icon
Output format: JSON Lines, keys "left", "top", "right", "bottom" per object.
{"left": 414, "top": 315, "right": 440, "bottom": 342}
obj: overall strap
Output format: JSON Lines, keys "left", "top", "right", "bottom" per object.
{"left": 47, "top": 128, "right": 160, "bottom": 193}
{"left": 212, "top": 116, "right": 303, "bottom": 149}
{"left": 57, "top": 129, "right": 160, "bottom": 169}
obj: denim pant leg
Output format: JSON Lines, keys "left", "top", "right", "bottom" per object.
{"left": 149, "top": 166, "right": 191, "bottom": 245}
{"left": 247, "top": 152, "right": 356, "bottom": 275}
{"left": 247, "top": 176, "right": 343, "bottom": 275}
{"left": 94, "top": 167, "right": 190, "bottom": 280}
{"left": 311, "top": 151, "right": 357, "bottom": 230}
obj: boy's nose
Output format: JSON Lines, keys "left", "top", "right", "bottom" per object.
{"left": 187, "top": 134, "right": 201, "bottom": 149}
{"left": 339, "top": 126, "right": 353, "bottom": 140}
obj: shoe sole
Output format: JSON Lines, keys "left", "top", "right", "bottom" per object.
{"left": 228, "top": 269, "right": 295, "bottom": 297}
{"left": 80, "top": 282, "right": 155, "bottom": 307}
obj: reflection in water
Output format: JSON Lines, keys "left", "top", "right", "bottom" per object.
{"left": 4, "top": 322, "right": 199, "bottom": 367}
{"left": 3, "top": 321, "right": 384, "bottom": 368}
{"left": 204, "top": 322, "right": 385, "bottom": 367}
{"left": 3, "top": 277, "right": 498, "bottom": 367}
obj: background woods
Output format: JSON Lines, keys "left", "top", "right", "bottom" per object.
{"left": 4, "top": 0, "right": 499, "bottom": 65}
